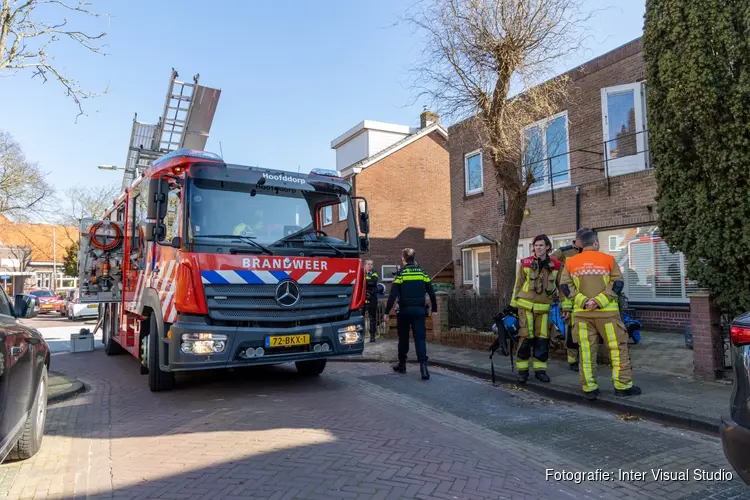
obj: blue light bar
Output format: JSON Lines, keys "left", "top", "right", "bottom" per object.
{"left": 309, "top": 168, "right": 341, "bottom": 178}
{"left": 152, "top": 148, "right": 223, "bottom": 166}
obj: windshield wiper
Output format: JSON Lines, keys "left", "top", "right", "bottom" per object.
{"left": 281, "top": 237, "right": 347, "bottom": 257}
{"left": 194, "top": 234, "right": 273, "bottom": 255}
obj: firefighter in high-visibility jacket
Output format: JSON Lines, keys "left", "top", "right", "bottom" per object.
{"left": 559, "top": 230, "right": 642, "bottom": 400}
{"left": 550, "top": 227, "right": 592, "bottom": 371}
{"left": 510, "top": 234, "right": 561, "bottom": 384}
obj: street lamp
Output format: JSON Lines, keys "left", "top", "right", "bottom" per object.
{"left": 97, "top": 164, "right": 123, "bottom": 171}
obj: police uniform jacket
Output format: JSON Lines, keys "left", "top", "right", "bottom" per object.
{"left": 365, "top": 271, "right": 379, "bottom": 303}
{"left": 384, "top": 264, "right": 437, "bottom": 317}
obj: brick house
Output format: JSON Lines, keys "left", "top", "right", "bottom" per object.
{"left": 0, "top": 215, "right": 78, "bottom": 296}
{"left": 326, "top": 111, "right": 453, "bottom": 287}
{"left": 449, "top": 37, "right": 694, "bottom": 331}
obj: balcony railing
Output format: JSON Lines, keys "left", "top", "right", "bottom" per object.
{"left": 519, "top": 128, "right": 650, "bottom": 204}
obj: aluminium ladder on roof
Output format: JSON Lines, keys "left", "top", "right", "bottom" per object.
{"left": 156, "top": 69, "right": 200, "bottom": 153}
{"left": 118, "top": 69, "right": 221, "bottom": 190}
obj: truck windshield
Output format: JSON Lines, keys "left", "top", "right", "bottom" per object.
{"left": 186, "top": 177, "right": 357, "bottom": 254}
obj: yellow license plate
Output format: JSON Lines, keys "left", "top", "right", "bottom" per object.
{"left": 87, "top": 304, "right": 98, "bottom": 308}
{"left": 265, "top": 334, "right": 309, "bottom": 348}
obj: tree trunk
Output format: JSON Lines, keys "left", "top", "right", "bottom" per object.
{"left": 496, "top": 191, "right": 526, "bottom": 310}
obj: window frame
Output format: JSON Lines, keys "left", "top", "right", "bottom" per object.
{"left": 464, "top": 149, "right": 484, "bottom": 196}
{"left": 461, "top": 248, "right": 473, "bottom": 284}
{"left": 338, "top": 200, "right": 348, "bottom": 222}
{"left": 381, "top": 265, "right": 399, "bottom": 282}
{"left": 323, "top": 205, "right": 333, "bottom": 226}
{"left": 521, "top": 110, "right": 571, "bottom": 195}
{"left": 600, "top": 82, "right": 649, "bottom": 177}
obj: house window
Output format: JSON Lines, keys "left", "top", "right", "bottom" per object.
{"left": 338, "top": 201, "right": 348, "bottom": 222}
{"left": 601, "top": 82, "right": 649, "bottom": 177}
{"left": 522, "top": 111, "right": 570, "bottom": 194}
{"left": 381, "top": 265, "right": 399, "bottom": 282}
{"left": 461, "top": 249, "right": 473, "bottom": 284}
{"left": 323, "top": 206, "right": 333, "bottom": 226}
{"left": 598, "top": 226, "right": 692, "bottom": 304}
{"left": 464, "top": 150, "right": 483, "bottom": 195}
{"left": 552, "top": 234, "right": 576, "bottom": 251}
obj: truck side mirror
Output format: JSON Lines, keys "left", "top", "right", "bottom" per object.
{"left": 359, "top": 235, "right": 369, "bottom": 253}
{"left": 359, "top": 212, "right": 370, "bottom": 234}
{"left": 147, "top": 177, "right": 169, "bottom": 221}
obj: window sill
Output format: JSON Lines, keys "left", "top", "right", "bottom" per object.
{"left": 464, "top": 191, "right": 484, "bottom": 200}
{"left": 527, "top": 183, "right": 572, "bottom": 196}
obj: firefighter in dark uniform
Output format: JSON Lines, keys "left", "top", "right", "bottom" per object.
{"left": 550, "top": 227, "right": 591, "bottom": 371}
{"left": 364, "top": 260, "right": 379, "bottom": 343}
{"left": 384, "top": 248, "right": 438, "bottom": 380}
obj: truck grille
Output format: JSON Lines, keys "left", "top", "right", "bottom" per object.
{"left": 203, "top": 283, "right": 353, "bottom": 326}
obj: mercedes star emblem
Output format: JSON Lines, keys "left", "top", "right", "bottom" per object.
{"left": 275, "top": 280, "right": 301, "bottom": 307}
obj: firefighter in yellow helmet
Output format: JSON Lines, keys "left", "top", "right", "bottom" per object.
{"left": 550, "top": 227, "right": 592, "bottom": 371}
{"left": 559, "top": 230, "right": 642, "bottom": 400}
{"left": 510, "top": 234, "right": 562, "bottom": 384}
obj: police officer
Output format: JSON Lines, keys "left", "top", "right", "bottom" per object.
{"left": 364, "top": 260, "right": 379, "bottom": 343}
{"left": 559, "top": 230, "right": 642, "bottom": 400}
{"left": 551, "top": 227, "right": 592, "bottom": 371}
{"left": 510, "top": 234, "right": 561, "bottom": 384}
{"left": 384, "top": 248, "right": 437, "bottom": 380}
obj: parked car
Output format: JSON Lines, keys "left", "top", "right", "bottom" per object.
{"left": 27, "top": 289, "right": 56, "bottom": 315}
{"left": 0, "top": 294, "right": 49, "bottom": 464}
{"left": 66, "top": 294, "right": 98, "bottom": 321}
{"left": 720, "top": 312, "right": 750, "bottom": 485}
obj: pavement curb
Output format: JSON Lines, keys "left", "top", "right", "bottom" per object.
{"left": 48, "top": 371, "right": 86, "bottom": 404}
{"left": 330, "top": 356, "right": 720, "bottom": 436}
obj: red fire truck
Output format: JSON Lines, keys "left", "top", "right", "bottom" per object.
{"left": 79, "top": 149, "right": 370, "bottom": 391}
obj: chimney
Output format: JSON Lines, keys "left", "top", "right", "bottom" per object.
{"left": 420, "top": 109, "right": 439, "bottom": 129}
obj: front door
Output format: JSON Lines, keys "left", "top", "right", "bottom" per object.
{"left": 601, "top": 83, "right": 648, "bottom": 177}
{"left": 475, "top": 250, "right": 492, "bottom": 296}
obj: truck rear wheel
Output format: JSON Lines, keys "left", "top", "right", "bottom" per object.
{"left": 147, "top": 314, "right": 174, "bottom": 392}
{"left": 295, "top": 359, "right": 327, "bottom": 377}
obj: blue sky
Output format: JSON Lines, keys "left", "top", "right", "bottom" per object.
{"left": 0, "top": 0, "right": 645, "bottom": 196}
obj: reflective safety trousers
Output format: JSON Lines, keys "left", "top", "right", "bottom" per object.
{"left": 515, "top": 308, "right": 550, "bottom": 372}
{"left": 573, "top": 315, "right": 633, "bottom": 392}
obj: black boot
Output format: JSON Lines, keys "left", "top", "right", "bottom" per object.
{"left": 535, "top": 371, "right": 550, "bottom": 383}
{"left": 392, "top": 361, "right": 406, "bottom": 373}
{"left": 517, "top": 370, "right": 529, "bottom": 384}
{"left": 369, "top": 333, "right": 376, "bottom": 343}
{"left": 583, "top": 389, "right": 600, "bottom": 401}
{"left": 420, "top": 362, "right": 430, "bottom": 380}
{"left": 615, "top": 386, "right": 642, "bottom": 397}
{"left": 569, "top": 362, "right": 579, "bottom": 372}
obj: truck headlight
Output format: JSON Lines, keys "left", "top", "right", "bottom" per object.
{"left": 338, "top": 324, "right": 363, "bottom": 344}
{"left": 181, "top": 333, "right": 228, "bottom": 355}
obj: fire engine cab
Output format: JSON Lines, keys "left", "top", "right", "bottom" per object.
{"left": 78, "top": 149, "right": 370, "bottom": 391}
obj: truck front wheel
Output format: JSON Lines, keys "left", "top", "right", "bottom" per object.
{"left": 295, "top": 359, "right": 327, "bottom": 377}
{"left": 146, "top": 315, "right": 174, "bottom": 392}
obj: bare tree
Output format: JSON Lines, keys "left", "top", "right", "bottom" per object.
{"left": 61, "top": 183, "right": 118, "bottom": 226}
{"left": 57, "top": 182, "right": 118, "bottom": 245}
{"left": 0, "top": 0, "right": 108, "bottom": 118}
{"left": 7, "top": 244, "right": 31, "bottom": 272}
{"left": 408, "top": 0, "right": 590, "bottom": 306}
{"left": 0, "top": 129, "right": 54, "bottom": 219}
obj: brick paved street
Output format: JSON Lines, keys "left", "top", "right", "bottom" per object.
{"left": 1, "top": 347, "right": 749, "bottom": 500}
